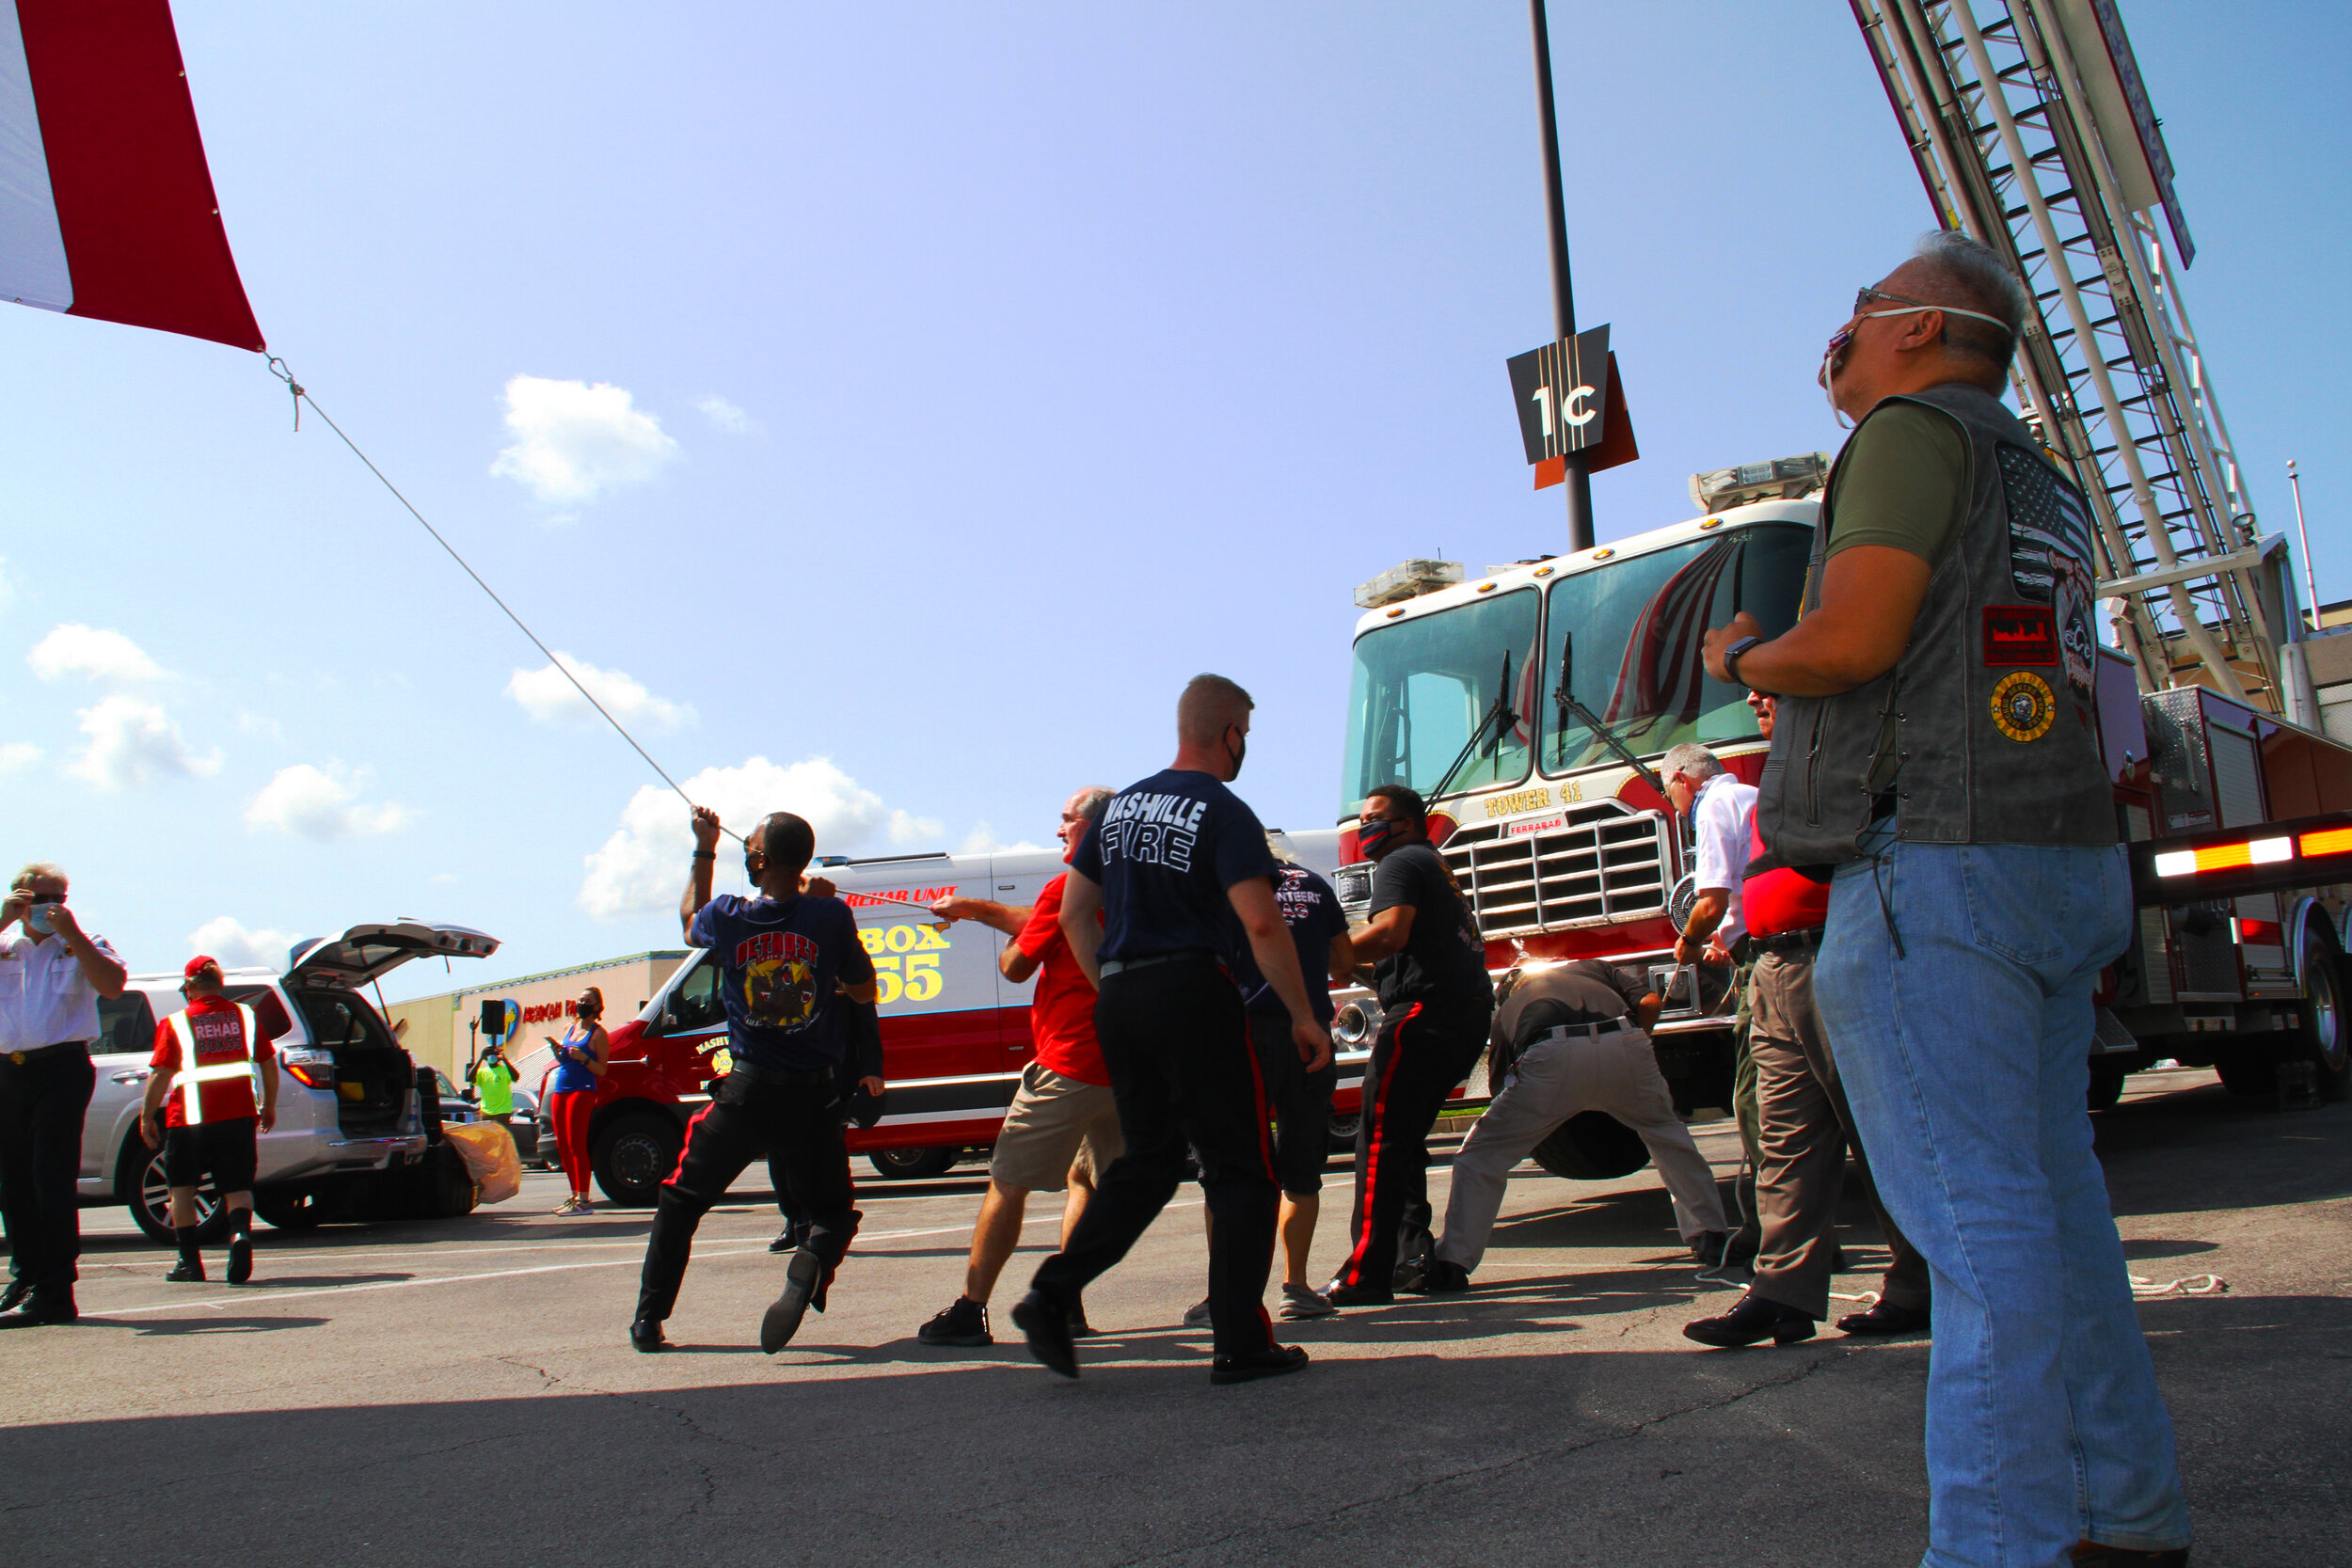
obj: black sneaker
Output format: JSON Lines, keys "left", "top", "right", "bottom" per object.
{"left": 629, "top": 1317, "right": 667, "bottom": 1353}
{"left": 1009, "top": 1290, "right": 1079, "bottom": 1379}
{"left": 165, "top": 1259, "right": 206, "bottom": 1284}
{"left": 917, "top": 1297, "right": 993, "bottom": 1346}
{"left": 760, "top": 1248, "right": 823, "bottom": 1354}
{"left": 1210, "top": 1344, "right": 1310, "bottom": 1386}
{"left": 227, "top": 1236, "right": 253, "bottom": 1286}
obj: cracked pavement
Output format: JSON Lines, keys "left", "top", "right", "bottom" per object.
{"left": 1, "top": 1069, "right": 2344, "bottom": 1566}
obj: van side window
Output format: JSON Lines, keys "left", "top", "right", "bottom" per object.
{"left": 670, "top": 959, "right": 725, "bottom": 1031}
{"left": 94, "top": 992, "right": 156, "bottom": 1056}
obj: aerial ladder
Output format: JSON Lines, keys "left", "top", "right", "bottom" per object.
{"left": 1847, "top": 0, "right": 2318, "bottom": 723}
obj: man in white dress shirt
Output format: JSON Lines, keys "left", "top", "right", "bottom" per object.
{"left": 1664, "top": 743, "right": 1757, "bottom": 971}
{"left": 0, "top": 862, "right": 128, "bottom": 1327}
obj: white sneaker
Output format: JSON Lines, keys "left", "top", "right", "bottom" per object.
{"left": 551, "top": 1196, "right": 580, "bottom": 1214}
{"left": 574, "top": 1198, "right": 596, "bottom": 1214}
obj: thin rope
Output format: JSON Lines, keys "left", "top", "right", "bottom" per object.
{"left": 267, "top": 358, "right": 739, "bottom": 843}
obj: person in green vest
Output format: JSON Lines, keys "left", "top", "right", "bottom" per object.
{"left": 470, "top": 1042, "right": 518, "bottom": 1129}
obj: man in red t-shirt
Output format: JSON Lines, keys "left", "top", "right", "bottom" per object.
{"left": 915, "top": 786, "right": 1121, "bottom": 1348}
{"left": 142, "top": 957, "right": 279, "bottom": 1286}
{"left": 1685, "top": 694, "right": 1929, "bottom": 1348}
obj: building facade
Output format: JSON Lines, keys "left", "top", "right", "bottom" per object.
{"left": 387, "top": 950, "right": 690, "bottom": 1084}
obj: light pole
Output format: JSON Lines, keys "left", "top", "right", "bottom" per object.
{"left": 2289, "top": 459, "right": 2321, "bottom": 630}
{"left": 1529, "top": 0, "right": 1594, "bottom": 552}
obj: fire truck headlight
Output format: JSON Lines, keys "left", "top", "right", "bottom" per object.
{"left": 1334, "top": 1002, "right": 1378, "bottom": 1047}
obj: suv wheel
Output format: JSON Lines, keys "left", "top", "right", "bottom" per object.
{"left": 254, "top": 1186, "right": 326, "bottom": 1231}
{"left": 866, "top": 1147, "right": 957, "bottom": 1180}
{"left": 119, "top": 1136, "right": 230, "bottom": 1245}
{"left": 592, "top": 1113, "right": 682, "bottom": 1208}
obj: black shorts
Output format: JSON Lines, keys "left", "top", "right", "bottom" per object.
{"left": 1248, "top": 1008, "right": 1336, "bottom": 1196}
{"left": 163, "top": 1120, "right": 258, "bottom": 1193}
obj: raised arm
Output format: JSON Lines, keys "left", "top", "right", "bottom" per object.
{"left": 680, "top": 806, "right": 723, "bottom": 939}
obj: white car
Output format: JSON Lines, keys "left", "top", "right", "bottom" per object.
{"left": 82, "top": 920, "right": 499, "bottom": 1240}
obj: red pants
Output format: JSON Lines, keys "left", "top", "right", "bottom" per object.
{"left": 548, "top": 1092, "right": 594, "bottom": 1196}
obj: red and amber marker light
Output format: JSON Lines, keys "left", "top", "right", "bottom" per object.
{"left": 2297, "top": 826, "right": 2352, "bottom": 860}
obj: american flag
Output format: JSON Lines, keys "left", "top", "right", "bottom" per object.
{"left": 1603, "top": 539, "right": 1740, "bottom": 729}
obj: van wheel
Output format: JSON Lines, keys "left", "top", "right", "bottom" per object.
{"left": 866, "top": 1147, "right": 956, "bottom": 1180}
{"left": 2215, "top": 1053, "right": 2278, "bottom": 1098}
{"left": 254, "top": 1186, "right": 326, "bottom": 1231}
{"left": 1327, "top": 1113, "right": 1362, "bottom": 1150}
{"left": 593, "top": 1114, "right": 682, "bottom": 1208}
{"left": 119, "top": 1137, "right": 229, "bottom": 1245}
{"left": 2087, "top": 1066, "right": 2127, "bottom": 1112}
{"left": 2296, "top": 922, "right": 2351, "bottom": 1101}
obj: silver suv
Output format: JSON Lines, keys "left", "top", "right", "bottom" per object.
{"left": 83, "top": 920, "right": 499, "bottom": 1240}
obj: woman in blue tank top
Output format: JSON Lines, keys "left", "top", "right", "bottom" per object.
{"left": 543, "top": 989, "right": 609, "bottom": 1214}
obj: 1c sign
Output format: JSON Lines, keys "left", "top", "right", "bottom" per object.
{"left": 1507, "top": 323, "right": 1612, "bottom": 464}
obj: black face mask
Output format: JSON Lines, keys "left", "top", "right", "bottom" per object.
{"left": 1357, "top": 816, "right": 1400, "bottom": 858}
{"left": 1224, "top": 725, "right": 1247, "bottom": 777}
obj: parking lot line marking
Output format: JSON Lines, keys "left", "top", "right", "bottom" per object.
{"left": 97, "top": 1247, "right": 780, "bottom": 1315}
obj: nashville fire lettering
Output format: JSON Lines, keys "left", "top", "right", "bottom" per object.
{"left": 1100, "top": 790, "right": 1210, "bottom": 872}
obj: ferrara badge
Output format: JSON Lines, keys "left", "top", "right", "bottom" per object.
{"left": 1991, "top": 671, "right": 2057, "bottom": 742}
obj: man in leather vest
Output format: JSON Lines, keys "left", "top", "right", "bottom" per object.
{"left": 1701, "top": 233, "right": 2189, "bottom": 1568}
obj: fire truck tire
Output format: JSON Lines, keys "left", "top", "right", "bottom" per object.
{"left": 1530, "top": 1112, "right": 1651, "bottom": 1182}
{"left": 253, "top": 1185, "right": 327, "bottom": 1231}
{"left": 1327, "top": 1113, "right": 1362, "bottom": 1149}
{"left": 2295, "top": 922, "right": 2351, "bottom": 1101}
{"left": 866, "top": 1147, "right": 957, "bottom": 1181}
{"left": 119, "top": 1134, "right": 231, "bottom": 1245}
{"left": 593, "top": 1114, "right": 683, "bottom": 1208}
{"left": 2086, "top": 1066, "right": 2127, "bottom": 1112}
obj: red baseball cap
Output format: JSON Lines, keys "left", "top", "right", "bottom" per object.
{"left": 183, "top": 956, "right": 221, "bottom": 978}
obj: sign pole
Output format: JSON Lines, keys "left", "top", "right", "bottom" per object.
{"left": 1529, "top": 0, "right": 1594, "bottom": 551}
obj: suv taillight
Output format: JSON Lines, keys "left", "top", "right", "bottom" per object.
{"left": 281, "top": 1047, "right": 333, "bottom": 1088}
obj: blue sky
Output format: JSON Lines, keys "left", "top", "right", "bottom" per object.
{"left": 2, "top": 3, "right": 2342, "bottom": 1000}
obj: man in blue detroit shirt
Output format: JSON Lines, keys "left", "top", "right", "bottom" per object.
{"left": 631, "top": 806, "right": 879, "bottom": 1354}
{"left": 1011, "top": 674, "right": 1335, "bottom": 1386}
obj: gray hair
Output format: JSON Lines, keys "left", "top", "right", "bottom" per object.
{"left": 11, "top": 861, "right": 65, "bottom": 891}
{"left": 1911, "top": 230, "right": 2029, "bottom": 371}
{"left": 1661, "top": 743, "right": 1724, "bottom": 783}
{"left": 1072, "top": 785, "right": 1114, "bottom": 825}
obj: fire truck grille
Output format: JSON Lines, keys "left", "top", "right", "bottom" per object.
{"left": 1439, "top": 800, "right": 1672, "bottom": 938}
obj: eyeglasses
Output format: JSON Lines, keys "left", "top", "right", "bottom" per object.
{"left": 1844, "top": 285, "right": 2014, "bottom": 337}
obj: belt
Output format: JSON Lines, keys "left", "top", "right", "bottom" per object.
{"left": 724, "top": 1058, "right": 835, "bottom": 1088}
{"left": 1750, "top": 927, "right": 1827, "bottom": 959}
{"left": 1099, "top": 949, "right": 1217, "bottom": 977}
{"left": 1534, "top": 1017, "right": 1632, "bottom": 1042}
{"left": 2, "top": 1039, "right": 87, "bottom": 1067}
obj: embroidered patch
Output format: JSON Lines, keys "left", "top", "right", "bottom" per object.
{"left": 1984, "top": 605, "right": 2059, "bottom": 666}
{"left": 1991, "top": 671, "right": 2057, "bottom": 742}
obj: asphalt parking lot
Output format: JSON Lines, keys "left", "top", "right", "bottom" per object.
{"left": 1, "top": 1067, "right": 2344, "bottom": 1567}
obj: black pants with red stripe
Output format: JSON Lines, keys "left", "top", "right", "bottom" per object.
{"left": 1030, "top": 960, "right": 1279, "bottom": 1357}
{"left": 1333, "top": 999, "right": 1490, "bottom": 1292}
{"left": 636, "top": 1064, "right": 860, "bottom": 1324}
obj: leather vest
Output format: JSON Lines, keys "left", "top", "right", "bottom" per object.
{"left": 1756, "top": 382, "right": 2115, "bottom": 867}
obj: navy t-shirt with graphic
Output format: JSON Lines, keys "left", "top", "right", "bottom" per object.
{"left": 1073, "top": 768, "right": 1278, "bottom": 968}
{"left": 1232, "top": 865, "right": 1347, "bottom": 1024}
{"left": 687, "top": 893, "right": 877, "bottom": 1072}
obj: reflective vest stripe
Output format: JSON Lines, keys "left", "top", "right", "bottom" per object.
{"left": 168, "top": 1004, "right": 258, "bottom": 1126}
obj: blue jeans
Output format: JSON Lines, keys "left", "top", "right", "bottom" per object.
{"left": 1815, "top": 842, "right": 2189, "bottom": 1568}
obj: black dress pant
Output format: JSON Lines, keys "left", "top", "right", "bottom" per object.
{"left": 0, "top": 1046, "right": 95, "bottom": 1297}
{"left": 636, "top": 1065, "right": 860, "bottom": 1323}
{"left": 1333, "top": 1000, "right": 1489, "bottom": 1291}
{"left": 1031, "top": 960, "right": 1279, "bottom": 1357}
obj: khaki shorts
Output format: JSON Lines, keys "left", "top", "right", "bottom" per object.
{"left": 988, "top": 1064, "right": 1124, "bottom": 1193}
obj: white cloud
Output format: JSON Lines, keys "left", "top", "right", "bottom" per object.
{"left": 489, "top": 375, "right": 678, "bottom": 504}
{"left": 695, "top": 395, "right": 753, "bottom": 434}
{"left": 958, "top": 823, "right": 1046, "bottom": 856}
{"left": 580, "top": 755, "right": 944, "bottom": 920}
{"left": 28, "top": 624, "right": 168, "bottom": 684}
{"left": 0, "top": 742, "right": 40, "bottom": 772}
{"left": 888, "top": 809, "right": 944, "bottom": 845}
{"left": 186, "top": 915, "right": 301, "bottom": 972}
{"left": 244, "top": 763, "right": 410, "bottom": 840}
{"left": 504, "top": 652, "right": 693, "bottom": 731}
{"left": 66, "top": 696, "right": 220, "bottom": 789}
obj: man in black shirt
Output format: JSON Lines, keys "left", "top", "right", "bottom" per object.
{"left": 1325, "top": 784, "right": 1494, "bottom": 1307}
{"left": 1422, "top": 958, "right": 1726, "bottom": 1291}
{"left": 1012, "top": 674, "right": 1333, "bottom": 1386}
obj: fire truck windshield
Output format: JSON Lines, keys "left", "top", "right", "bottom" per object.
{"left": 1342, "top": 523, "right": 1811, "bottom": 813}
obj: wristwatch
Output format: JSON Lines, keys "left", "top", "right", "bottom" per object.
{"left": 1720, "top": 635, "right": 1763, "bottom": 689}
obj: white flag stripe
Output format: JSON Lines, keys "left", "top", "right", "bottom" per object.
{"left": 0, "top": 0, "right": 68, "bottom": 311}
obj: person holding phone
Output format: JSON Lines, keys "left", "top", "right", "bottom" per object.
{"left": 470, "top": 1042, "right": 519, "bottom": 1130}
{"left": 545, "top": 988, "right": 609, "bottom": 1214}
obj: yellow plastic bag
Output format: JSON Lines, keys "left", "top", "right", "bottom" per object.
{"left": 443, "top": 1120, "right": 522, "bottom": 1205}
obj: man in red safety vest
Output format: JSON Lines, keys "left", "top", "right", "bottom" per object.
{"left": 141, "top": 957, "right": 279, "bottom": 1285}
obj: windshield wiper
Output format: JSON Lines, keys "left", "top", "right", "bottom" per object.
{"left": 1553, "top": 632, "right": 1671, "bottom": 803}
{"left": 1425, "top": 651, "right": 1519, "bottom": 804}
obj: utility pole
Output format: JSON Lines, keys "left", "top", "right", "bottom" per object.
{"left": 1529, "top": 0, "right": 1594, "bottom": 551}
{"left": 2290, "top": 459, "right": 2321, "bottom": 630}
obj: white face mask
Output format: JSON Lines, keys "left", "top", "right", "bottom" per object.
{"left": 1819, "top": 303, "right": 2013, "bottom": 428}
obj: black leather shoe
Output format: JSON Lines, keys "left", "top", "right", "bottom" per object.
{"left": 1009, "top": 1290, "right": 1078, "bottom": 1379}
{"left": 629, "top": 1317, "right": 667, "bottom": 1353}
{"left": 2070, "top": 1543, "right": 2188, "bottom": 1566}
{"left": 1683, "top": 1293, "right": 1818, "bottom": 1348}
{"left": 227, "top": 1236, "right": 253, "bottom": 1286}
{"left": 1690, "top": 1231, "right": 1732, "bottom": 1268}
{"left": 0, "top": 1278, "right": 30, "bottom": 1313}
{"left": 1068, "top": 1298, "right": 1098, "bottom": 1338}
{"left": 0, "top": 1292, "right": 77, "bottom": 1328}
{"left": 1321, "top": 1281, "right": 1395, "bottom": 1307}
{"left": 760, "top": 1247, "right": 822, "bottom": 1354}
{"left": 1837, "top": 1300, "right": 1931, "bottom": 1337}
{"left": 1402, "top": 1259, "right": 1470, "bottom": 1295}
{"left": 768, "top": 1221, "right": 809, "bottom": 1255}
{"left": 165, "top": 1259, "right": 206, "bottom": 1284}
{"left": 1210, "top": 1344, "right": 1310, "bottom": 1386}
